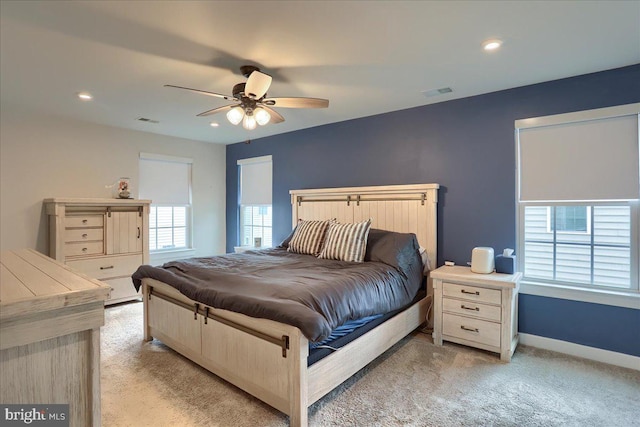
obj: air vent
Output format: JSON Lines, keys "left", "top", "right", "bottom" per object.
{"left": 421, "top": 87, "right": 453, "bottom": 98}
{"left": 137, "top": 117, "right": 159, "bottom": 124}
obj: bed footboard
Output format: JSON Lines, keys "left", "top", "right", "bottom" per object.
{"left": 142, "top": 279, "right": 429, "bottom": 427}
{"left": 142, "top": 279, "right": 310, "bottom": 426}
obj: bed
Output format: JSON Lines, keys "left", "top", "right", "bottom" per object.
{"left": 134, "top": 183, "right": 439, "bottom": 427}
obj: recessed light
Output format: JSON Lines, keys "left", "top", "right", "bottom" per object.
{"left": 210, "top": 122, "right": 219, "bottom": 127}
{"left": 422, "top": 87, "right": 453, "bottom": 98}
{"left": 482, "top": 39, "right": 502, "bottom": 51}
{"left": 77, "top": 92, "right": 93, "bottom": 100}
{"left": 137, "top": 117, "right": 159, "bottom": 124}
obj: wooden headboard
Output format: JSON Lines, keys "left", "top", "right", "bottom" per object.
{"left": 290, "top": 184, "right": 439, "bottom": 269}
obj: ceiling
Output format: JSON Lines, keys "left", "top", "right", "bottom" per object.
{"left": 1, "top": 1, "right": 638, "bottom": 145}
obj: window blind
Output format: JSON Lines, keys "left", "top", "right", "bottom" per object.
{"left": 517, "top": 105, "right": 639, "bottom": 202}
{"left": 238, "top": 155, "right": 272, "bottom": 205}
{"left": 139, "top": 153, "right": 192, "bottom": 205}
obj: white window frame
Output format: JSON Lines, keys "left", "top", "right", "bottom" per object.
{"left": 239, "top": 204, "right": 273, "bottom": 248}
{"left": 237, "top": 155, "right": 273, "bottom": 248}
{"left": 515, "top": 104, "right": 640, "bottom": 310}
{"left": 139, "top": 152, "right": 194, "bottom": 255}
{"left": 148, "top": 205, "right": 191, "bottom": 252}
{"left": 546, "top": 206, "right": 592, "bottom": 235}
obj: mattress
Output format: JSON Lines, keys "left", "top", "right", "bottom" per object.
{"left": 307, "top": 288, "right": 426, "bottom": 366}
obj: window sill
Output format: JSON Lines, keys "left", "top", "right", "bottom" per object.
{"left": 520, "top": 280, "right": 640, "bottom": 310}
{"left": 150, "top": 248, "right": 196, "bottom": 265}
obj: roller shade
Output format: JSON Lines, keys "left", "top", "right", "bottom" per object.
{"left": 139, "top": 153, "right": 192, "bottom": 205}
{"left": 238, "top": 155, "right": 272, "bottom": 205}
{"left": 517, "top": 107, "right": 639, "bottom": 202}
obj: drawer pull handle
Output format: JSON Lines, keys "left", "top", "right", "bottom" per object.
{"left": 82, "top": 233, "right": 88, "bottom": 238}
{"left": 461, "top": 305, "right": 479, "bottom": 311}
{"left": 461, "top": 325, "right": 479, "bottom": 333}
{"left": 137, "top": 227, "right": 141, "bottom": 239}
{"left": 82, "top": 219, "right": 88, "bottom": 224}
{"left": 82, "top": 247, "right": 88, "bottom": 252}
{"left": 100, "top": 265, "right": 114, "bottom": 270}
{"left": 461, "top": 289, "right": 480, "bottom": 296}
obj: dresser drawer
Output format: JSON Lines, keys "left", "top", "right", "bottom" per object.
{"left": 104, "top": 277, "right": 141, "bottom": 303}
{"left": 442, "top": 313, "right": 501, "bottom": 348}
{"left": 65, "top": 228, "right": 104, "bottom": 243}
{"left": 66, "top": 215, "right": 104, "bottom": 228}
{"left": 442, "top": 297, "right": 501, "bottom": 322}
{"left": 442, "top": 282, "right": 502, "bottom": 305}
{"left": 65, "top": 241, "right": 104, "bottom": 257}
{"left": 67, "top": 254, "right": 143, "bottom": 280}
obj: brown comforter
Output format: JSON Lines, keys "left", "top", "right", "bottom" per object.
{"left": 132, "top": 247, "right": 422, "bottom": 342}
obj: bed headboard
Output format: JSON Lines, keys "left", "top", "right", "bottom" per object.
{"left": 290, "top": 184, "right": 439, "bottom": 268}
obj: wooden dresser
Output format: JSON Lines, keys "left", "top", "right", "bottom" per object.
{"left": 44, "top": 198, "right": 151, "bottom": 305}
{"left": 431, "top": 265, "right": 522, "bottom": 362}
{"left": 0, "top": 249, "right": 110, "bottom": 426}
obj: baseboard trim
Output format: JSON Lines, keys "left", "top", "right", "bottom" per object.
{"left": 519, "top": 333, "right": 640, "bottom": 371}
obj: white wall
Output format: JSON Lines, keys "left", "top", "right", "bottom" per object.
{"left": 0, "top": 109, "right": 226, "bottom": 258}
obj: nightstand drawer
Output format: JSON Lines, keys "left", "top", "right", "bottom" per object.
{"left": 443, "top": 282, "right": 501, "bottom": 305}
{"left": 443, "top": 313, "right": 501, "bottom": 348}
{"left": 442, "top": 297, "right": 501, "bottom": 321}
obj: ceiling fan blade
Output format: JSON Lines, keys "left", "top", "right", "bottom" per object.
{"left": 244, "top": 71, "right": 272, "bottom": 100}
{"left": 196, "top": 104, "right": 236, "bottom": 117}
{"left": 165, "top": 85, "right": 235, "bottom": 101}
{"left": 262, "top": 97, "right": 329, "bottom": 109}
{"left": 261, "top": 106, "right": 285, "bottom": 124}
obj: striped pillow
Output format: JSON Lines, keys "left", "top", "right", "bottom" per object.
{"left": 287, "top": 220, "right": 331, "bottom": 256}
{"left": 318, "top": 219, "right": 372, "bottom": 263}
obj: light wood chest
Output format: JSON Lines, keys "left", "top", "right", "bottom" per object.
{"left": 44, "top": 198, "right": 151, "bottom": 305}
{"left": 0, "top": 249, "right": 110, "bottom": 426}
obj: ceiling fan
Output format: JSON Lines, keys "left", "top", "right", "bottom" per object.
{"left": 165, "top": 65, "right": 329, "bottom": 130}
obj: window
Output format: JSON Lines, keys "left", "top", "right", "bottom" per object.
{"left": 139, "top": 153, "right": 192, "bottom": 252}
{"left": 149, "top": 206, "right": 187, "bottom": 251}
{"left": 238, "top": 155, "right": 272, "bottom": 248}
{"left": 547, "top": 206, "right": 590, "bottom": 234}
{"left": 525, "top": 204, "right": 632, "bottom": 289}
{"left": 240, "top": 205, "right": 273, "bottom": 247}
{"left": 516, "top": 104, "right": 639, "bottom": 296}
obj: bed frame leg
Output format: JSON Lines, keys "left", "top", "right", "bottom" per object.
{"left": 142, "top": 283, "right": 152, "bottom": 342}
{"left": 289, "top": 333, "right": 308, "bottom": 427}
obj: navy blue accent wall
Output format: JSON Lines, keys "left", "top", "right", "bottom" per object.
{"left": 227, "top": 64, "right": 640, "bottom": 356}
{"left": 519, "top": 295, "right": 640, "bottom": 356}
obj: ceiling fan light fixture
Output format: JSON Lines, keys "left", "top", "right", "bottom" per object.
{"left": 254, "top": 107, "right": 271, "bottom": 126}
{"left": 226, "top": 106, "right": 244, "bottom": 125}
{"left": 243, "top": 114, "right": 257, "bottom": 130}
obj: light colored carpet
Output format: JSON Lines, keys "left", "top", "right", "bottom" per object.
{"left": 101, "top": 302, "right": 639, "bottom": 427}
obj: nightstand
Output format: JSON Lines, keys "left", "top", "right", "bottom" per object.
{"left": 431, "top": 265, "right": 522, "bottom": 362}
